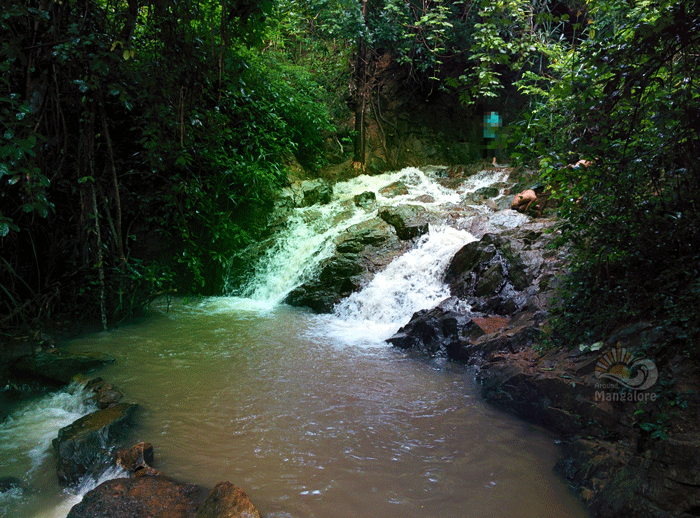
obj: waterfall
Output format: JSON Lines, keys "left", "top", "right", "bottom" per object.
{"left": 0, "top": 384, "right": 95, "bottom": 477}
{"left": 231, "top": 166, "right": 516, "bottom": 342}
{"left": 234, "top": 167, "right": 465, "bottom": 306}
{"left": 326, "top": 225, "right": 476, "bottom": 344}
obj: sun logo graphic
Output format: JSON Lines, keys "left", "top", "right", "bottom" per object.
{"left": 595, "top": 343, "right": 658, "bottom": 390}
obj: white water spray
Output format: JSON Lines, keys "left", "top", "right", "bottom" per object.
{"left": 230, "top": 166, "right": 516, "bottom": 342}
{"left": 315, "top": 225, "right": 476, "bottom": 345}
{"left": 0, "top": 384, "right": 126, "bottom": 518}
{"left": 0, "top": 384, "right": 95, "bottom": 478}
{"left": 235, "top": 167, "right": 490, "bottom": 305}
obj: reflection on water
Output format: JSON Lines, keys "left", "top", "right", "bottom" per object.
{"left": 51, "top": 298, "right": 590, "bottom": 518}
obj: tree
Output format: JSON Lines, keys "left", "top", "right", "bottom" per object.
{"left": 2, "top": 0, "right": 335, "bottom": 329}
{"left": 516, "top": 0, "right": 700, "bottom": 346}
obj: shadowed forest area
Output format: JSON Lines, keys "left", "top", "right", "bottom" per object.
{"left": 1, "top": 0, "right": 699, "bottom": 351}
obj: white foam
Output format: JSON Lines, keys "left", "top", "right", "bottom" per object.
{"left": 0, "top": 384, "right": 95, "bottom": 476}
{"left": 316, "top": 225, "right": 476, "bottom": 345}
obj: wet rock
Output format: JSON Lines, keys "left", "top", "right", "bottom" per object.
{"left": 285, "top": 218, "right": 409, "bottom": 313}
{"left": 378, "top": 205, "right": 429, "bottom": 240}
{"left": 353, "top": 191, "right": 376, "bottom": 210}
{"left": 117, "top": 442, "right": 162, "bottom": 477}
{"left": 53, "top": 403, "right": 138, "bottom": 486}
{"left": 555, "top": 437, "right": 700, "bottom": 518}
{"left": 387, "top": 297, "right": 484, "bottom": 360}
{"left": 470, "top": 186, "right": 500, "bottom": 202}
{"left": 300, "top": 179, "right": 333, "bottom": 207}
{"left": 379, "top": 181, "right": 409, "bottom": 197}
{"left": 66, "top": 476, "right": 202, "bottom": 518}
{"left": 84, "top": 378, "right": 124, "bottom": 409}
{"left": 277, "top": 179, "right": 334, "bottom": 209}
{"left": 10, "top": 350, "right": 115, "bottom": 385}
{"left": 443, "top": 233, "right": 530, "bottom": 316}
{"left": 196, "top": 481, "right": 262, "bottom": 518}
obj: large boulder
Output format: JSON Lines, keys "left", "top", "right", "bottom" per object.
{"left": 300, "top": 179, "right": 333, "bottom": 207}
{"left": 10, "top": 349, "right": 115, "bottom": 385}
{"left": 387, "top": 297, "right": 484, "bottom": 360}
{"left": 66, "top": 476, "right": 202, "bottom": 518}
{"left": 378, "top": 205, "right": 429, "bottom": 240}
{"left": 53, "top": 402, "right": 138, "bottom": 486}
{"left": 443, "top": 233, "right": 532, "bottom": 316}
{"left": 196, "top": 481, "right": 262, "bottom": 518}
{"left": 285, "top": 218, "right": 410, "bottom": 313}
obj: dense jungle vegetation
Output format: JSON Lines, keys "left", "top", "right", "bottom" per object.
{"left": 1, "top": 0, "right": 698, "bottom": 349}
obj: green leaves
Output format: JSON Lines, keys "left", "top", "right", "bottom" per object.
{"left": 525, "top": 0, "right": 700, "bottom": 351}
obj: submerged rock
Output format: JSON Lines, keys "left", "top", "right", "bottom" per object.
{"left": 67, "top": 476, "right": 202, "bottom": 518}
{"left": 53, "top": 402, "right": 138, "bottom": 486}
{"left": 196, "top": 481, "right": 262, "bottom": 518}
{"left": 10, "top": 349, "right": 115, "bottom": 385}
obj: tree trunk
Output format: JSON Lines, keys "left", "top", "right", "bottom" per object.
{"left": 353, "top": 0, "right": 369, "bottom": 169}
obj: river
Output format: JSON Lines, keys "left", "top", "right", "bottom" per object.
{"left": 0, "top": 167, "right": 591, "bottom": 518}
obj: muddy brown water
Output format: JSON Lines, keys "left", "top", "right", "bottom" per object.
{"left": 53, "top": 297, "right": 590, "bottom": 518}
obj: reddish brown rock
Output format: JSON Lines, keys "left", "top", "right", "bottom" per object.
{"left": 116, "top": 442, "right": 162, "bottom": 477}
{"left": 196, "top": 481, "right": 262, "bottom": 518}
{"left": 66, "top": 476, "right": 202, "bottom": 518}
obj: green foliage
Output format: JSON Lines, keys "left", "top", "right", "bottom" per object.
{"left": 446, "top": 0, "right": 575, "bottom": 106}
{"left": 635, "top": 380, "right": 690, "bottom": 441}
{"left": 0, "top": 0, "right": 336, "bottom": 328}
{"left": 515, "top": 0, "right": 700, "bottom": 348}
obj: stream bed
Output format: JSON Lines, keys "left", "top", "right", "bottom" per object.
{"left": 1, "top": 167, "right": 591, "bottom": 517}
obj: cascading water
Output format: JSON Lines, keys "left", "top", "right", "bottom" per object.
{"left": 0, "top": 383, "right": 127, "bottom": 518}
{"left": 318, "top": 226, "right": 476, "bottom": 345}
{"left": 1, "top": 166, "right": 591, "bottom": 518}
{"left": 234, "top": 167, "right": 468, "bottom": 306}
{"left": 234, "top": 166, "right": 518, "bottom": 344}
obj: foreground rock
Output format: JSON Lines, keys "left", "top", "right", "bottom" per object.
{"left": 10, "top": 349, "right": 115, "bottom": 385}
{"left": 68, "top": 441, "right": 262, "bottom": 518}
{"left": 67, "top": 476, "right": 203, "bottom": 518}
{"left": 53, "top": 402, "right": 138, "bottom": 486}
{"left": 196, "top": 481, "right": 262, "bottom": 518}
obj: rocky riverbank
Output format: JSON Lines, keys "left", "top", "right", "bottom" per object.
{"left": 0, "top": 348, "right": 263, "bottom": 518}
{"left": 376, "top": 192, "right": 700, "bottom": 517}
{"left": 269, "top": 164, "right": 700, "bottom": 517}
